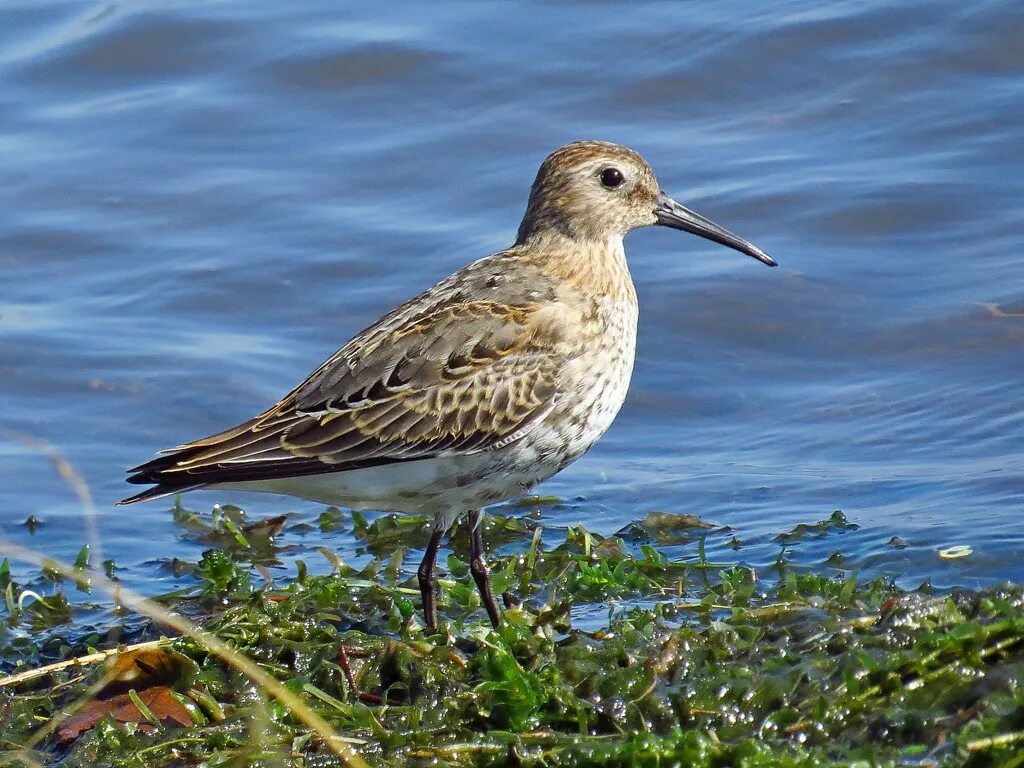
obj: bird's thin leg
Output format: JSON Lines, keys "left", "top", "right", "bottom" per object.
{"left": 468, "top": 509, "right": 501, "bottom": 628}
{"left": 417, "top": 527, "right": 444, "bottom": 632}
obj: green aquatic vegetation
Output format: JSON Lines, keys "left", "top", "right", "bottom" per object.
{"left": 172, "top": 499, "right": 288, "bottom": 567}
{"left": 1, "top": 510, "right": 1023, "bottom": 767}
{"left": 616, "top": 511, "right": 719, "bottom": 548}
{"left": 775, "top": 510, "right": 859, "bottom": 543}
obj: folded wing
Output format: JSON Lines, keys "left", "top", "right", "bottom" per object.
{"left": 119, "top": 300, "right": 564, "bottom": 503}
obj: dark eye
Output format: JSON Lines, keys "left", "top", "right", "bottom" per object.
{"left": 600, "top": 167, "right": 624, "bottom": 189}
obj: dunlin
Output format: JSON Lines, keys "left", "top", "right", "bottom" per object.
{"left": 120, "top": 140, "right": 775, "bottom": 630}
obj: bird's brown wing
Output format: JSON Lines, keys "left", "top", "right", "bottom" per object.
{"left": 121, "top": 299, "right": 565, "bottom": 501}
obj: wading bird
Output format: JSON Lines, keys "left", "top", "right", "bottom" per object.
{"left": 120, "top": 141, "right": 775, "bottom": 631}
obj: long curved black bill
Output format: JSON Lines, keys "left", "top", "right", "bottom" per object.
{"left": 655, "top": 191, "right": 776, "bottom": 266}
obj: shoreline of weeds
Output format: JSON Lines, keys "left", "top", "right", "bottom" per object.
{"left": 2, "top": 503, "right": 1024, "bottom": 767}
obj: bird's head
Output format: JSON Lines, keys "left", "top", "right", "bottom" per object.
{"left": 516, "top": 140, "right": 776, "bottom": 267}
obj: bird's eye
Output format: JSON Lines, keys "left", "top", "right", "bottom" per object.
{"left": 600, "top": 167, "right": 624, "bottom": 189}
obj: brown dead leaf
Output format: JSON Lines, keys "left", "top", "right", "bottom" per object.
{"left": 643, "top": 512, "right": 715, "bottom": 530}
{"left": 56, "top": 685, "right": 191, "bottom": 743}
{"left": 103, "top": 647, "right": 183, "bottom": 692}
{"left": 243, "top": 514, "right": 288, "bottom": 538}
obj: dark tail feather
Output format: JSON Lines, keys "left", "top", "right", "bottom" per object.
{"left": 118, "top": 451, "right": 204, "bottom": 505}
{"left": 117, "top": 484, "right": 199, "bottom": 505}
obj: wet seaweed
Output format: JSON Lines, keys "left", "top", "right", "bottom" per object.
{"left": 1, "top": 507, "right": 1023, "bottom": 767}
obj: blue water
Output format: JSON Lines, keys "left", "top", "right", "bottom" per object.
{"left": 2, "top": 0, "right": 1023, "bottom": 608}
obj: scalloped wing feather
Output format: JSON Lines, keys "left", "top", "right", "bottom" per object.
{"left": 121, "top": 297, "right": 566, "bottom": 496}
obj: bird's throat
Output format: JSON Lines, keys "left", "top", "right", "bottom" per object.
{"left": 524, "top": 232, "right": 635, "bottom": 301}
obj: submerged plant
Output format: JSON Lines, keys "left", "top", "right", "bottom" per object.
{"left": 1, "top": 509, "right": 1022, "bottom": 768}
